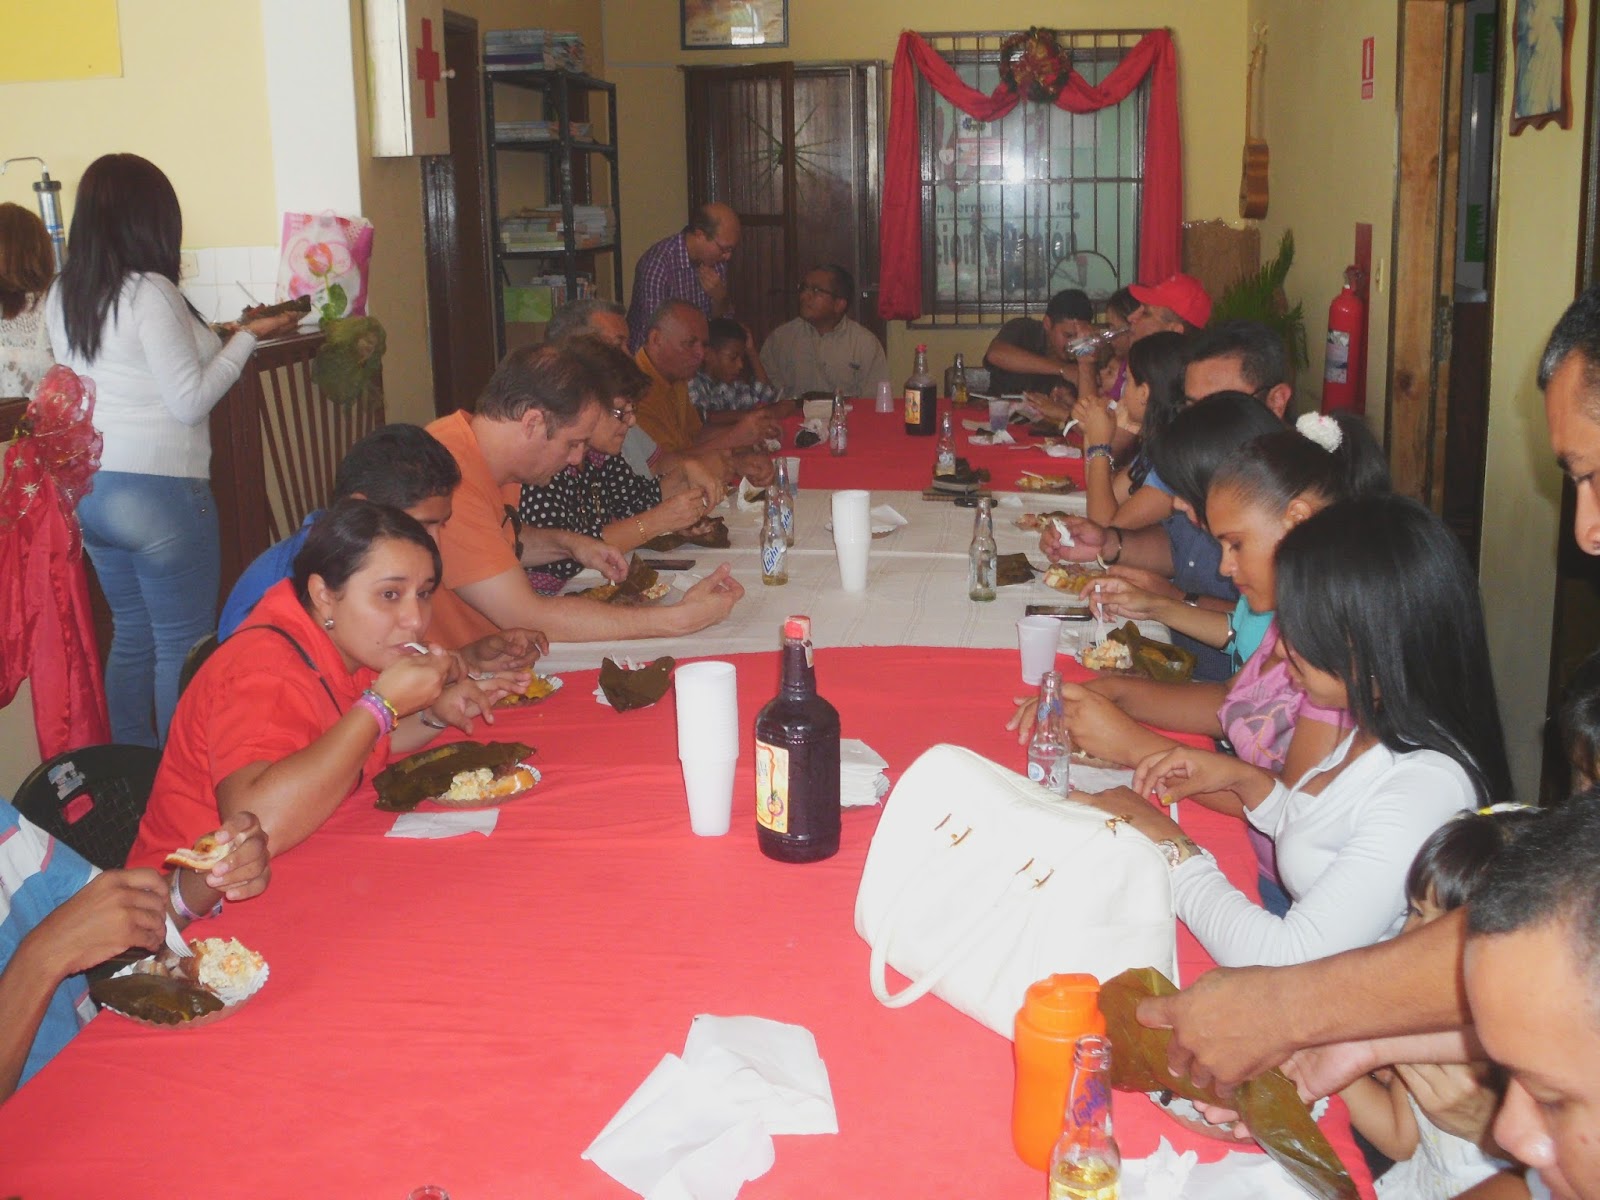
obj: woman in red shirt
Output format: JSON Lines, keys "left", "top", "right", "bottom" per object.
{"left": 128, "top": 499, "right": 527, "bottom": 865}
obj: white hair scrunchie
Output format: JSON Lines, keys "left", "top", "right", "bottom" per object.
{"left": 1295, "top": 412, "right": 1343, "bottom": 453}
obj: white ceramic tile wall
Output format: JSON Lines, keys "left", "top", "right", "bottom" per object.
{"left": 179, "top": 245, "right": 281, "bottom": 322}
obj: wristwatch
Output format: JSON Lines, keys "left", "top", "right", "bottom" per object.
{"left": 1154, "top": 836, "right": 1206, "bottom": 869}
{"left": 1181, "top": 592, "right": 1201, "bottom": 607}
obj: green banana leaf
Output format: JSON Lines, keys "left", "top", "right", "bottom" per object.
{"left": 373, "top": 741, "right": 535, "bottom": 812}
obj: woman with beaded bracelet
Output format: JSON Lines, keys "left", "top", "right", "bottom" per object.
{"left": 125, "top": 499, "right": 527, "bottom": 865}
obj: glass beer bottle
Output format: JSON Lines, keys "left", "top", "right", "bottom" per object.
{"left": 967, "top": 495, "right": 997, "bottom": 602}
{"left": 951, "top": 351, "right": 969, "bottom": 407}
{"left": 760, "top": 495, "right": 788, "bottom": 586}
{"left": 1048, "top": 1036, "right": 1121, "bottom": 1199}
{"left": 754, "top": 616, "right": 841, "bottom": 863}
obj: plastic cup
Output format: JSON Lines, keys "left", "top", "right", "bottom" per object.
{"left": 680, "top": 757, "right": 737, "bottom": 836}
{"left": 830, "top": 489, "right": 871, "bottom": 540}
{"left": 989, "top": 397, "right": 1011, "bottom": 432}
{"left": 673, "top": 661, "right": 739, "bottom": 760}
{"left": 875, "top": 381, "right": 894, "bottom": 413}
{"left": 834, "top": 536, "right": 869, "bottom": 592}
{"left": 784, "top": 456, "right": 800, "bottom": 494}
{"left": 1017, "top": 615, "right": 1063, "bottom": 685}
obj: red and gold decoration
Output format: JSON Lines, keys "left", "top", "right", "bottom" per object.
{"left": 999, "top": 27, "right": 1070, "bottom": 104}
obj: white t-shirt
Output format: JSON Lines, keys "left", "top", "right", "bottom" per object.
{"left": 46, "top": 273, "right": 256, "bottom": 478}
{"left": 1171, "top": 729, "right": 1475, "bottom": 967}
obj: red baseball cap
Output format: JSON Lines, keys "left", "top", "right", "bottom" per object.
{"left": 1129, "top": 273, "right": 1212, "bottom": 328}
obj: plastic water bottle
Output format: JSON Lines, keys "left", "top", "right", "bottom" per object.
{"left": 1065, "top": 326, "right": 1123, "bottom": 359}
{"left": 1027, "top": 670, "right": 1071, "bottom": 795}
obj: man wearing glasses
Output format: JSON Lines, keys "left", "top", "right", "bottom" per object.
{"left": 759, "top": 264, "right": 888, "bottom": 398}
{"left": 626, "top": 202, "right": 741, "bottom": 351}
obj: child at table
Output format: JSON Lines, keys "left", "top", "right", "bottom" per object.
{"left": 1087, "top": 495, "right": 1511, "bottom": 968}
{"left": 1342, "top": 806, "right": 1538, "bottom": 1199}
{"left": 689, "top": 317, "right": 783, "bottom": 418}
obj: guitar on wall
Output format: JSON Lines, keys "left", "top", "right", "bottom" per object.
{"left": 1240, "top": 25, "right": 1269, "bottom": 219}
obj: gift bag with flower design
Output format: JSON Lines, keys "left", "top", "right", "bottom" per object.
{"left": 276, "top": 211, "right": 375, "bottom": 321}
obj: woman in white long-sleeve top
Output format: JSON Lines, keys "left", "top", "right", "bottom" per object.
{"left": 1080, "top": 493, "right": 1512, "bottom": 969}
{"left": 46, "top": 154, "right": 298, "bottom": 746}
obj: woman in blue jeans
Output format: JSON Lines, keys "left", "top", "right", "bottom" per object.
{"left": 46, "top": 155, "right": 297, "bottom": 745}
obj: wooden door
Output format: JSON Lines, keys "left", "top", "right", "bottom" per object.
{"left": 685, "top": 63, "right": 798, "bottom": 345}
{"left": 423, "top": 12, "right": 498, "bottom": 416}
{"left": 684, "top": 63, "right": 885, "bottom": 346}
{"left": 1388, "top": 0, "right": 1465, "bottom": 507}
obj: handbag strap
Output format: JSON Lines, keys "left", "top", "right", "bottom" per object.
{"left": 866, "top": 835, "right": 1048, "bottom": 1010}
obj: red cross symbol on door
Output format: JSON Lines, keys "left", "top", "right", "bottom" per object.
{"left": 416, "top": 17, "right": 442, "bottom": 119}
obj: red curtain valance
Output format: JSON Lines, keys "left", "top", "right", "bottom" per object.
{"left": 879, "top": 28, "right": 1183, "bottom": 321}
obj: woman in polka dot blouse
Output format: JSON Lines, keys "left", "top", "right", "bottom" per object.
{"left": 519, "top": 338, "right": 710, "bottom": 594}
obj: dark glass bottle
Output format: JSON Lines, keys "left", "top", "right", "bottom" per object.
{"left": 903, "top": 343, "right": 937, "bottom": 436}
{"left": 755, "top": 615, "right": 841, "bottom": 862}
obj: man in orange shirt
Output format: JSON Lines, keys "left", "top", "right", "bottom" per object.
{"left": 426, "top": 341, "right": 744, "bottom": 649}
{"left": 635, "top": 300, "right": 778, "bottom": 486}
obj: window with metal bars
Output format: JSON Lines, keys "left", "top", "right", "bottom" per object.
{"left": 917, "top": 29, "right": 1150, "bottom": 325}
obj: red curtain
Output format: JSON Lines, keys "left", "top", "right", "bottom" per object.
{"left": 879, "top": 29, "right": 1182, "bottom": 321}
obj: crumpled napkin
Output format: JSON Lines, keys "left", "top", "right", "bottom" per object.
{"left": 795, "top": 418, "right": 826, "bottom": 448}
{"left": 1121, "top": 1137, "right": 1317, "bottom": 1199}
{"left": 583, "top": 1015, "right": 837, "bottom": 1200}
{"left": 968, "top": 428, "right": 1016, "bottom": 446}
{"left": 840, "top": 738, "right": 890, "bottom": 807}
{"left": 1041, "top": 442, "right": 1083, "bottom": 458}
{"left": 385, "top": 810, "right": 498, "bottom": 838}
{"left": 732, "top": 479, "right": 765, "bottom": 513}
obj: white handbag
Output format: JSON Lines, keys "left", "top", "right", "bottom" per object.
{"left": 853, "top": 744, "right": 1177, "bottom": 1039}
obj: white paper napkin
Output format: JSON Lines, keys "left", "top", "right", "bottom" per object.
{"left": 583, "top": 1015, "right": 837, "bottom": 1200}
{"left": 1042, "top": 443, "right": 1083, "bottom": 459}
{"left": 840, "top": 738, "right": 890, "bottom": 808}
{"left": 869, "top": 504, "right": 907, "bottom": 529}
{"left": 1120, "top": 1137, "right": 1314, "bottom": 1199}
{"left": 385, "top": 810, "right": 498, "bottom": 838}
{"left": 968, "top": 428, "right": 1016, "bottom": 446}
{"left": 732, "top": 479, "right": 765, "bottom": 513}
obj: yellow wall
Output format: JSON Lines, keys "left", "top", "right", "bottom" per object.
{"left": 1478, "top": 1, "right": 1590, "bottom": 797}
{"left": 1248, "top": 0, "right": 1398, "bottom": 426}
{"left": 601, "top": 0, "right": 1250, "bottom": 374}
{"left": 0, "top": 0, "right": 276, "bottom": 248}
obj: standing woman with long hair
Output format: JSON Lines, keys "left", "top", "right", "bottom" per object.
{"left": 0, "top": 203, "right": 56, "bottom": 398}
{"left": 46, "top": 154, "right": 298, "bottom": 745}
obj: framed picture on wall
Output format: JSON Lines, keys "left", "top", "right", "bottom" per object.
{"left": 1511, "top": 0, "right": 1574, "bottom": 133}
{"left": 681, "top": 0, "right": 788, "bottom": 50}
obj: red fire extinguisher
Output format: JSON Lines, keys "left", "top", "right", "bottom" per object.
{"left": 1321, "top": 267, "right": 1366, "bottom": 415}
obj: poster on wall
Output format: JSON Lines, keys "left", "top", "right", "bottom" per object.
{"left": 1510, "top": 0, "right": 1574, "bottom": 134}
{"left": 682, "top": 0, "right": 787, "bottom": 50}
{"left": 0, "top": 0, "right": 120, "bottom": 82}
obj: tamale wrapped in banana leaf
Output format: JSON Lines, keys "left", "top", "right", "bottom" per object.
{"left": 1098, "top": 968, "right": 1358, "bottom": 1200}
{"left": 374, "top": 741, "right": 535, "bottom": 812}
{"left": 599, "top": 656, "right": 675, "bottom": 713}
{"left": 91, "top": 974, "right": 224, "bottom": 1024}
{"left": 1105, "top": 621, "right": 1196, "bottom": 684}
{"left": 995, "top": 553, "right": 1036, "bottom": 587}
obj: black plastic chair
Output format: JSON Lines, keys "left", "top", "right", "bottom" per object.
{"left": 13, "top": 745, "right": 162, "bottom": 870}
{"left": 178, "top": 632, "right": 220, "bottom": 697}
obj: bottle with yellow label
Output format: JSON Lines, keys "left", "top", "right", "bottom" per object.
{"left": 754, "top": 615, "right": 841, "bottom": 862}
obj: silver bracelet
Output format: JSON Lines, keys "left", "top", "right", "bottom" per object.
{"left": 417, "top": 707, "right": 448, "bottom": 731}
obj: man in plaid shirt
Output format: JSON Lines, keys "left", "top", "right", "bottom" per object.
{"left": 626, "top": 202, "right": 740, "bottom": 350}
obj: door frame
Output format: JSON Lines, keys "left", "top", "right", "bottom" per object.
{"left": 422, "top": 10, "right": 495, "bottom": 417}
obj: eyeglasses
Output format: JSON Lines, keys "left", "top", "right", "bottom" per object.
{"left": 611, "top": 403, "right": 636, "bottom": 422}
{"left": 501, "top": 504, "right": 525, "bottom": 560}
{"left": 712, "top": 238, "right": 737, "bottom": 255}
{"left": 797, "top": 282, "right": 840, "bottom": 299}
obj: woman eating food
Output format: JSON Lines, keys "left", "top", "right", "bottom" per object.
{"left": 1076, "top": 494, "right": 1510, "bottom": 968}
{"left": 1075, "top": 329, "right": 1188, "bottom": 528}
{"left": 127, "top": 499, "right": 525, "bottom": 866}
{"left": 517, "top": 336, "right": 713, "bottom": 594}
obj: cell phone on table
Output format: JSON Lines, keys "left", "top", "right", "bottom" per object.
{"left": 641, "top": 558, "right": 696, "bottom": 572}
{"left": 1025, "top": 603, "right": 1092, "bottom": 620}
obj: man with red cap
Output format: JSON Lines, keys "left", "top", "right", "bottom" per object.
{"left": 1128, "top": 272, "right": 1212, "bottom": 337}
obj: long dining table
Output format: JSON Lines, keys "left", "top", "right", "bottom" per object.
{"left": 0, "top": 397, "right": 1376, "bottom": 1198}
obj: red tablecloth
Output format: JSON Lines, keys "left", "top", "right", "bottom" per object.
{"left": 787, "top": 398, "right": 1087, "bottom": 494}
{"left": 0, "top": 648, "right": 1371, "bottom": 1198}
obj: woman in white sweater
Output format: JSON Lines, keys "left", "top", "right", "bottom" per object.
{"left": 47, "top": 154, "right": 297, "bottom": 746}
{"left": 1081, "top": 494, "right": 1511, "bottom": 968}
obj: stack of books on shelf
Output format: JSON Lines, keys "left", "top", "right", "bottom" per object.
{"left": 500, "top": 206, "right": 616, "bottom": 252}
{"left": 484, "top": 29, "right": 586, "bottom": 73}
{"left": 494, "top": 119, "right": 593, "bottom": 143}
